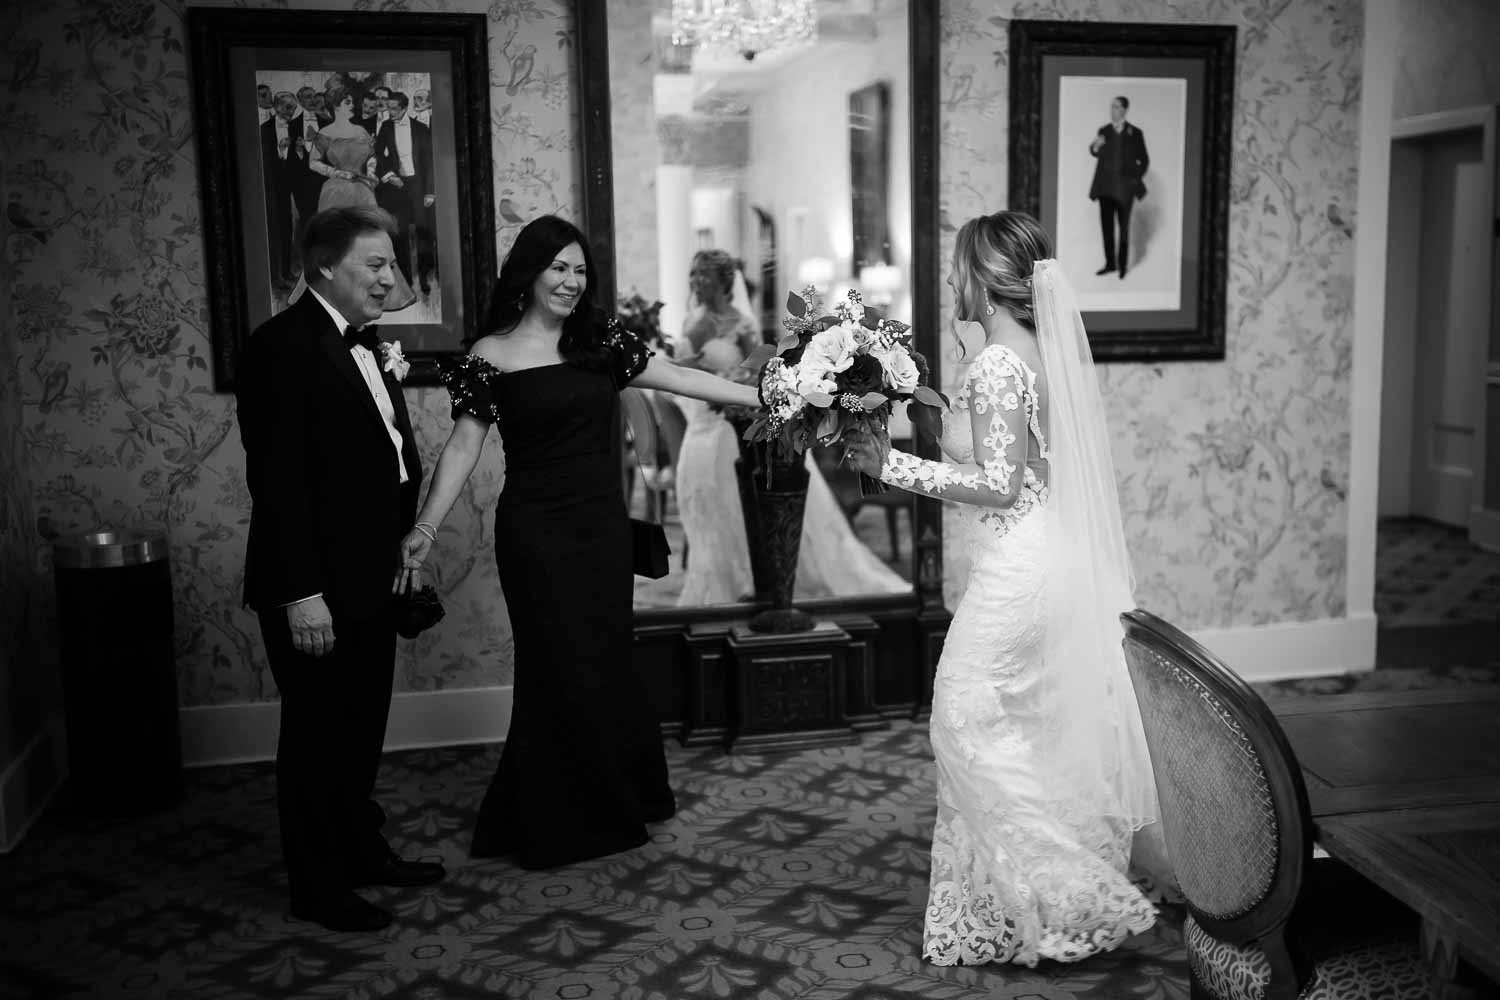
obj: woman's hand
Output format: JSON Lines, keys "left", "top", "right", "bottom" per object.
{"left": 843, "top": 430, "right": 890, "bottom": 478}
{"left": 394, "top": 528, "right": 433, "bottom": 595}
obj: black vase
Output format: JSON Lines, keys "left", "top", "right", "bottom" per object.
{"left": 745, "top": 440, "right": 813, "bottom": 634}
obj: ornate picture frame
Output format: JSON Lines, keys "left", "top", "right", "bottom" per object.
{"left": 187, "top": 8, "right": 495, "bottom": 390}
{"left": 1009, "top": 20, "right": 1235, "bottom": 361}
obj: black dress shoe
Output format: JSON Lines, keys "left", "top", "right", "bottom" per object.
{"left": 1095, "top": 265, "right": 1115, "bottom": 275}
{"left": 350, "top": 853, "right": 446, "bottom": 888}
{"left": 290, "top": 893, "right": 393, "bottom": 933}
{"left": 1118, "top": 266, "right": 1128, "bottom": 279}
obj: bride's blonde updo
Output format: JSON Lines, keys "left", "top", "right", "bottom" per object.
{"left": 951, "top": 211, "right": 1053, "bottom": 329}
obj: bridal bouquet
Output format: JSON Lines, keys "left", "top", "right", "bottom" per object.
{"left": 741, "top": 287, "right": 946, "bottom": 493}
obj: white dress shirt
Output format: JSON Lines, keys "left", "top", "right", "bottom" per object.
{"left": 281, "top": 290, "right": 410, "bottom": 609}
{"left": 392, "top": 118, "right": 416, "bottom": 177}
{"left": 308, "top": 288, "right": 409, "bottom": 485}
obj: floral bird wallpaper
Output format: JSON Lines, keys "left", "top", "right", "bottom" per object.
{"left": 3, "top": 0, "right": 1362, "bottom": 751}
{"left": 0, "top": 0, "right": 582, "bottom": 730}
{"left": 937, "top": 0, "right": 1361, "bottom": 624}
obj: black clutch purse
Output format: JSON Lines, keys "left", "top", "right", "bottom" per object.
{"left": 393, "top": 575, "right": 445, "bottom": 638}
{"left": 631, "top": 517, "right": 671, "bottom": 579}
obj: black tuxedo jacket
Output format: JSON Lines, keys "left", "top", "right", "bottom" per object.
{"left": 260, "top": 114, "right": 310, "bottom": 191}
{"left": 236, "top": 294, "right": 422, "bottom": 619}
{"left": 1088, "top": 122, "right": 1150, "bottom": 204}
{"left": 374, "top": 118, "right": 434, "bottom": 196}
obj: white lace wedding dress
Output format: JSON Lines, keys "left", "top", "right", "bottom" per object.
{"left": 879, "top": 343, "right": 1160, "bottom": 966}
{"left": 673, "top": 310, "right": 909, "bottom": 606}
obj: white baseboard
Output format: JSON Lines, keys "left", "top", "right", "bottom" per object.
{"left": 179, "top": 685, "right": 514, "bottom": 768}
{"left": 1190, "top": 612, "right": 1378, "bottom": 683}
{"left": 177, "top": 616, "right": 1377, "bottom": 765}
{"left": 0, "top": 715, "right": 68, "bottom": 854}
{"left": 1469, "top": 507, "right": 1500, "bottom": 553}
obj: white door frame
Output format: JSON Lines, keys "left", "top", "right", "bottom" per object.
{"left": 1389, "top": 106, "right": 1498, "bottom": 545}
{"left": 1348, "top": 0, "right": 1498, "bottom": 626}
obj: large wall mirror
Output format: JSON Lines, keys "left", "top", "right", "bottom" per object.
{"left": 581, "top": 0, "right": 940, "bottom": 620}
{"left": 578, "top": 0, "right": 942, "bottom": 702}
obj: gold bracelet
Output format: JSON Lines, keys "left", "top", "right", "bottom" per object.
{"left": 414, "top": 522, "right": 438, "bottom": 542}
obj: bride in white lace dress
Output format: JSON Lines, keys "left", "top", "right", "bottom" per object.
{"left": 672, "top": 250, "right": 908, "bottom": 606}
{"left": 847, "top": 212, "right": 1172, "bottom": 966}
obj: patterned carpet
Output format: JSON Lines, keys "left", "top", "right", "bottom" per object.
{"left": 1375, "top": 517, "right": 1500, "bottom": 627}
{"left": 2, "top": 518, "right": 1492, "bottom": 999}
{"left": 1, "top": 724, "right": 1189, "bottom": 1000}
{"left": 9, "top": 670, "right": 1500, "bottom": 999}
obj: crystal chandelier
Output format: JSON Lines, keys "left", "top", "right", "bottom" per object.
{"left": 670, "top": 0, "right": 817, "bottom": 61}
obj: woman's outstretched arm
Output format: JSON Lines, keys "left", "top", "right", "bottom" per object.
{"left": 394, "top": 413, "right": 489, "bottom": 591}
{"left": 633, "top": 354, "right": 762, "bottom": 409}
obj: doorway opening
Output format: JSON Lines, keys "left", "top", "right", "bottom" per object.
{"left": 1376, "top": 107, "right": 1499, "bottom": 665}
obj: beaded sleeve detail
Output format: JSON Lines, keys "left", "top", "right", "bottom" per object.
{"left": 437, "top": 354, "right": 502, "bottom": 426}
{"left": 605, "top": 317, "right": 654, "bottom": 387}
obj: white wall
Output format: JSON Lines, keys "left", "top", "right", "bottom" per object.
{"left": 743, "top": 9, "right": 910, "bottom": 310}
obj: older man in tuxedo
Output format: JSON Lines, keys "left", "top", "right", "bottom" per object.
{"left": 375, "top": 91, "right": 436, "bottom": 294}
{"left": 1087, "top": 94, "right": 1150, "bottom": 278}
{"left": 236, "top": 206, "right": 443, "bottom": 933}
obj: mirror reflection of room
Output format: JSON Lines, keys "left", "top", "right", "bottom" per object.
{"left": 613, "top": 0, "right": 915, "bottom": 609}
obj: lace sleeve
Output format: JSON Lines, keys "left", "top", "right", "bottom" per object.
{"left": 879, "top": 347, "right": 1029, "bottom": 509}
{"left": 606, "top": 317, "right": 654, "bottom": 387}
{"left": 437, "top": 355, "right": 501, "bottom": 426}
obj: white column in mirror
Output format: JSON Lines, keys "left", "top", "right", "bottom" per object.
{"left": 657, "top": 164, "right": 694, "bottom": 343}
{"left": 690, "top": 187, "right": 739, "bottom": 256}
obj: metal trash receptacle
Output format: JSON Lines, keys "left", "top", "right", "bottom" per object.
{"left": 52, "top": 529, "right": 181, "bottom": 813}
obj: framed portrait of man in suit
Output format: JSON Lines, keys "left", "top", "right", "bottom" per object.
{"left": 187, "top": 9, "right": 497, "bottom": 390}
{"left": 1009, "top": 21, "right": 1235, "bottom": 361}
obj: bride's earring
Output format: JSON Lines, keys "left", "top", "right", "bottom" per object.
{"left": 984, "top": 297, "right": 996, "bottom": 316}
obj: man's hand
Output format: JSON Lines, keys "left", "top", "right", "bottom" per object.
{"left": 287, "top": 596, "right": 335, "bottom": 658}
{"left": 1089, "top": 135, "right": 1105, "bottom": 154}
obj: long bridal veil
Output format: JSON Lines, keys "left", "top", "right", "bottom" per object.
{"left": 1032, "top": 260, "right": 1172, "bottom": 888}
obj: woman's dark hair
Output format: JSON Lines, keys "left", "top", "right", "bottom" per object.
{"left": 481, "top": 214, "right": 611, "bottom": 368}
{"left": 300, "top": 205, "right": 397, "bottom": 281}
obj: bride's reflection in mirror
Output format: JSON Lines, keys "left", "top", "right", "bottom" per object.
{"left": 657, "top": 249, "right": 908, "bottom": 606}
{"left": 616, "top": 0, "right": 915, "bottom": 608}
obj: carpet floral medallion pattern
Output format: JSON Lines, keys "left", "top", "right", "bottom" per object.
{"left": 0, "top": 723, "right": 1189, "bottom": 1000}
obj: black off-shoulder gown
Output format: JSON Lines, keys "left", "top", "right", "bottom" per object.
{"left": 439, "top": 331, "right": 675, "bottom": 869}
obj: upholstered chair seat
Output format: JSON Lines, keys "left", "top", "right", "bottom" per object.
{"left": 1120, "top": 610, "right": 1427, "bottom": 1000}
{"left": 1184, "top": 862, "right": 1425, "bottom": 999}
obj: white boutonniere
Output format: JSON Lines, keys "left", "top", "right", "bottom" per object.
{"left": 378, "top": 340, "right": 410, "bottom": 382}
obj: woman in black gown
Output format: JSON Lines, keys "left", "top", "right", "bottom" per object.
{"left": 396, "top": 216, "right": 761, "bottom": 869}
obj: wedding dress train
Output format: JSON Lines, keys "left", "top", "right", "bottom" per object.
{"left": 881, "top": 342, "right": 1163, "bottom": 966}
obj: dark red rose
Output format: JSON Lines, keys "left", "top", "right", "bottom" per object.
{"left": 835, "top": 353, "right": 883, "bottom": 396}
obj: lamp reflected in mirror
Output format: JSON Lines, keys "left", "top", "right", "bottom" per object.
{"left": 796, "top": 255, "right": 836, "bottom": 292}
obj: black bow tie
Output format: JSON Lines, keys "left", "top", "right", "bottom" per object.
{"left": 343, "top": 324, "right": 380, "bottom": 352}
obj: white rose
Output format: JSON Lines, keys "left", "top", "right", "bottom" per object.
{"left": 801, "top": 325, "right": 858, "bottom": 374}
{"left": 878, "top": 347, "right": 920, "bottom": 391}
